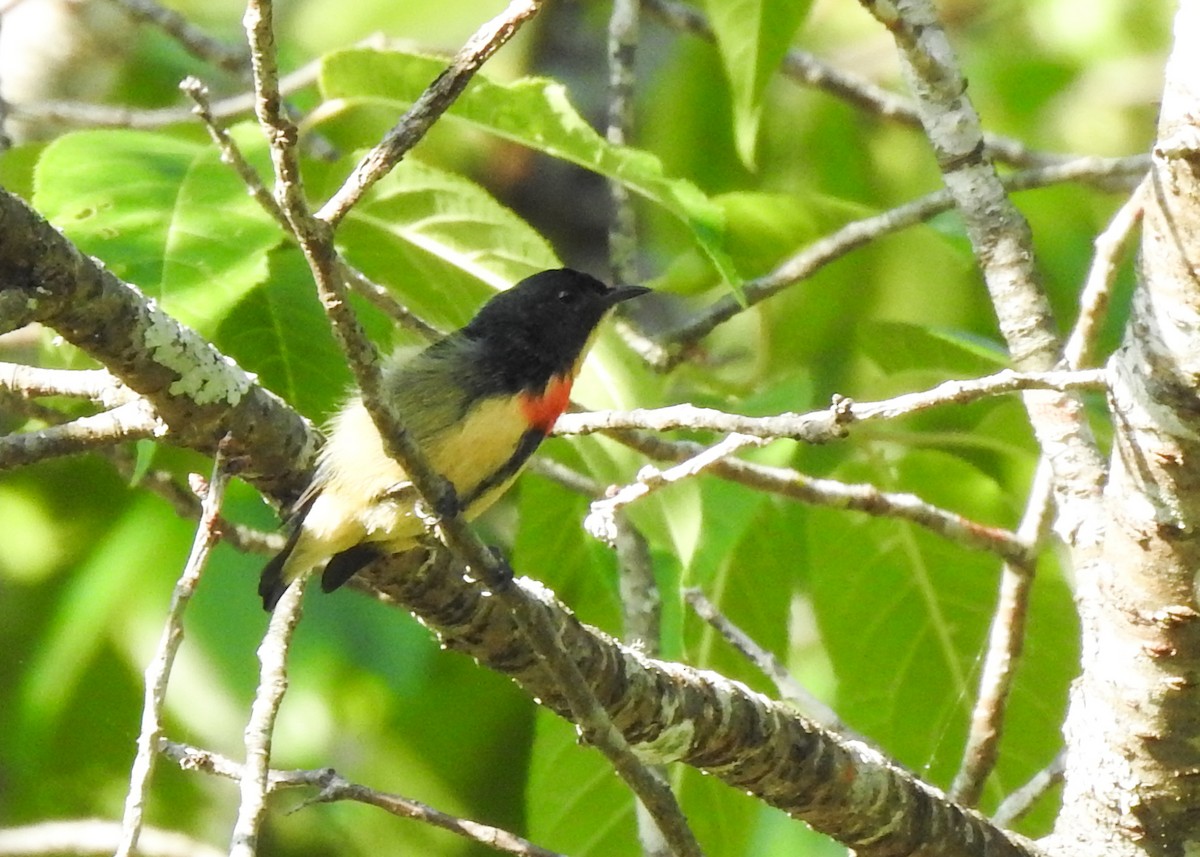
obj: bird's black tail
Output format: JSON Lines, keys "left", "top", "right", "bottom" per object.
{"left": 258, "top": 524, "right": 304, "bottom": 612}
{"left": 320, "top": 543, "right": 383, "bottom": 594}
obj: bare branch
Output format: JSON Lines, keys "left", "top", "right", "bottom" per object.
{"left": 684, "top": 587, "right": 856, "bottom": 738}
{"left": 859, "top": 0, "right": 1108, "bottom": 555}
{"left": 557, "top": 368, "right": 1108, "bottom": 442}
{"left": 4, "top": 59, "right": 322, "bottom": 131}
{"left": 0, "top": 187, "right": 318, "bottom": 502}
{"left": 665, "top": 154, "right": 1147, "bottom": 352}
{"left": 609, "top": 428, "right": 1033, "bottom": 566}
{"left": 1065, "top": 177, "right": 1148, "bottom": 369}
{"left": 949, "top": 461, "right": 1049, "bottom": 805}
{"left": 0, "top": 363, "right": 134, "bottom": 406}
{"left": 116, "top": 445, "right": 232, "bottom": 857}
{"left": 315, "top": 0, "right": 543, "bottom": 226}
{"left": 993, "top": 754, "right": 1064, "bottom": 829}
{"left": 354, "top": 548, "right": 1045, "bottom": 857}
{"left": 606, "top": 0, "right": 640, "bottom": 284}
{"left": 586, "top": 433, "right": 765, "bottom": 544}
{"left": 160, "top": 740, "right": 566, "bottom": 857}
{"left": 107, "top": 0, "right": 248, "bottom": 73}
{"left": 0, "top": 398, "right": 163, "bottom": 468}
{"left": 230, "top": 573, "right": 311, "bottom": 857}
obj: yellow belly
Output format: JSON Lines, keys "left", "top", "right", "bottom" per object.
{"left": 281, "top": 395, "right": 530, "bottom": 579}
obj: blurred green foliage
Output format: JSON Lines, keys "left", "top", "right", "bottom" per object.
{"left": 0, "top": 0, "right": 1169, "bottom": 855}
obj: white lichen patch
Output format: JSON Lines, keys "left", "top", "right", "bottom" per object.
{"left": 143, "top": 310, "right": 249, "bottom": 407}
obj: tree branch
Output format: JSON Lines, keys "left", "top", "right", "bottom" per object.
{"left": 353, "top": 548, "right": 1045, "bottom": 857}
{"left": 116, "top": 446, "right": 231, "bottom": 857}
{"left": 0, "top": 820, "right": 222, "bottom": 857}
{"left": 315, "top": 0, "right": 544, "bottom": 227}
{"left": 159, "top": 740, "right": 566, "bottom": 857}
{"left": 0, "top": 398, "right": 163, "bottom": 468}
{"left": 0, "top": 187, "right": 318, "bottom": 502}
{"left": 556, "top": 368, "right": 1108, "bottom": 442}
{"left": 665, "top": 154, "right": 1146, "bottom": 353}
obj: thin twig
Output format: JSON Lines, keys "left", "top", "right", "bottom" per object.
{"left": 0, "top": 819, "right": 223, "bottom": 857}
{"left": 316, "top": 0, "right": 543, "bottom": 227}
{"left": 229, "top": 573, "right": 310, "bottom": 857}
{"left": 665, "top": 155, "right": 1147, "bottom": 353}
{"left": 0, "top": 399, "right": 163, "bottom": 469}
{"left": 108, "top": 448, "right": 285, "bottom": 556}
{"left": 991, "top": 753, "right": 1065, "bottom": 828}
{"left": 181, "top": 76, "right": 289, "bottom": 230}
{"left": 610, "top": 428, "right": 1033, "bottom": 566}
{"left": 107, "top": 0, "right": 248, "bottom": 73}
{"left": 115, "top": 442, "right": 231, "bottom": 857}
{"left": 587, "top": 433, "right": 764, "bottom": 545}
{"left": 948, "top": 461, "right": 1049, "bottom": 805}
{"left": 183, "top": 77, "right": 438, "bottom": 337}
{"left": 0, "top": 363, "right": 134, "bottom": 407}
{"left": 4, "top": 59, "right": 322, "bottom": 130}
{"left": 684, "top": 588, "right": 855, "bottom": 735}
{"left": 1065, "top": 177, "right": 1148, "bottom": 369}
{"left": 557, "top": 368, "right": 1108, "bottom": 442}
{"left": 160, "top": 739, "right": 565, "bottom": 857}
{"left": 606, "top": 0, "right": 640, "bottom": 284}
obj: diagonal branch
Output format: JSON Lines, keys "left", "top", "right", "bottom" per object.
{"left": 354, "top": 547, "right": 1046, "bottom": 857}
{"left": 315, "top": 0, "right": 544, "bottom": 227}
{"left": 665, "top": 154, "right": 1146, "bottom": 353}
{"left": 0, "top": 187, "right": 318, "bottom": 502}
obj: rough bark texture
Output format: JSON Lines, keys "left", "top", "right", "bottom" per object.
{"left": 1054, "top": 3, "right": 1200, "bottom": 854}
{"left": 357, "top": 553, "right": 1043, "bottom": 857}
{"left": 0, "top": 188, "right": 317, "bottom": 501}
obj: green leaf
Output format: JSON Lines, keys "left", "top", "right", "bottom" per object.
{"left": 702, "top": 0, "right": 813, "bottom": 166}
{"left": 215, "top": 246, "right": 353, "bottom": 421}
{"left": 32, "top": 127, "right": 282, "bottom": 333}
{"left": 526, "top": 709, "right": 636, "bottom": 855}
{"left": 317, "top": 48, "right": 739, "bottom": 287}
{"left": 805, "top": 447, "right": 1072, "bottom": 794}
{"left": 334, "top": 157, "right": 562, "bottom": 328}
{"left": 857, "top": 321, "right": 1010, "bottom": 378}
{"left": 14, "top": 495, "right": 191, "bottom": 760}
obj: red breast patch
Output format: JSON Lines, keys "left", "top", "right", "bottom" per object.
{"left": 519, "top": 374, "right": 574, "bottom": 434}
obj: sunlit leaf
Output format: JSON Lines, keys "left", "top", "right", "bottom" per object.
{"left": 316, "top": 48, "right": 739, "bottom": 287}
{"left": 32, "top": 127, "right": 282, "bottom": 333}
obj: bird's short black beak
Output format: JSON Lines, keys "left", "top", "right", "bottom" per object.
{"left": 606, "top": 284, "right": 652, "bottom": 306}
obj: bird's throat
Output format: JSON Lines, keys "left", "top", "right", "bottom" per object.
{"left": 519, "top": 373, "right": 574, "bottom": 434}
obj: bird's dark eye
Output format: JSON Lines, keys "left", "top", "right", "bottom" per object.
{"left": 556, "top": 288, "right": 577, "bottom": 304}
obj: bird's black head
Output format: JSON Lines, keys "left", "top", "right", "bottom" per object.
{"left": 461, "top": 268, "right": 649, "bottom": 393}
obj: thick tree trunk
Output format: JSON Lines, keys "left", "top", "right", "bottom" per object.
{"left": 1054, "top": 3, "right": 1200, "bottom": 854}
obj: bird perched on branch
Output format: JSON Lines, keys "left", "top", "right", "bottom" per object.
{"left": 259, "top": 268, "right": 649, "bottom": 611}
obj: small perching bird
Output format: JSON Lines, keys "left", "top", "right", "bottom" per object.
{"left": 258, "top": 268, "right": 650, "bottom": 610}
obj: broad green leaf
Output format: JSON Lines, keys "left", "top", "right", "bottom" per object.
{"left": 857, "top": 320, "right": 1009, "bottom": 378}
{"left": 32, "top": 127, "right": 282, "bottom": 333}
{"left": 216, "top": 246, "right": 356, "bottom": 421}
{"left": 805, "top": 447, "right": 1073, "bottom": 795}
{"left": 702, "top": 0, "right": 813, "bottom": 166}
{"left": 526, "top": 709, "right": 636, "bottom": 855}
{"left": 316, "top": 48, "right": 739, "bottom": 287}
{"left": 335, "top": 157, "right": 562, "bottom": 329}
